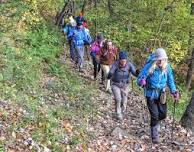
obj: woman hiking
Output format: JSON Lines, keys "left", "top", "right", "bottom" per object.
{"left": 89, "top": 34, "right": 105, "bottom": 80}
{"left": 96, "top": 40, "right": 118, "bottom": 92}
{"left": 107, "top": 51, "right": 138, "bottom": 120}
{"left": 137, "top": 48, "right": 180, "bottom": 144}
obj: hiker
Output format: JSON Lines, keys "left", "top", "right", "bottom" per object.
{"left": 107, "top": 51, "right": 138, "bottom": 120}
{"left": 90, "top": 34, "right": 105, "bottom": 80}
{"left": 137, "top": 48, "right": 180, "bottom": 144}
{"left": 75, "top": 12, "right": 88, "bottom": 29}
{"left": 63, "top": 16, "right": 77, "bottom": 62}
{"left": 75, "top": 12, "right": 90, "bottom": 60}
{"left": 96, "top": 40, "right": 118, "bottom": 91}
{"left": 72, "top": 21, "right": 92, "bottom": 72}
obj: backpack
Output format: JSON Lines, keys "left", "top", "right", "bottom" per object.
{"left": 143, "top": 53, "right": 168, "bottom": 102}
{"left": 66, "top": 25, "right": 71, "bottom": 36}
{"left": 144, "top": 53, "right": 155, "bottom": 65}
{"left": 83, "top": 28, "right": 92, "bottom": 45}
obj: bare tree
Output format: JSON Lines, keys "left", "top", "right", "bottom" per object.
{"left": 55, "top": 0, "right": 75, "bottom": 29}
{"left": 107, "top": 0, "right": 114, "bottom": 16}
{"left": 181, "top": 92, "right": 194, "bottom": 131}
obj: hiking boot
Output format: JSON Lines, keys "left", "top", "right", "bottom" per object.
{"left": 151, "top": 125, "right": 161, "bottom": 144}
{"left": 117, "top": 114, "right": 123, "bottom": 121}
{"left": 152, "top": 138, "right": 162, "bottom": 144}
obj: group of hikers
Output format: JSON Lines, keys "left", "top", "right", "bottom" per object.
{"left": 63, "top": 12, "right": 180, "bottom": 144}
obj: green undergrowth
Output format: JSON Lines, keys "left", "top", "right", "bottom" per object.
{"left": 167, "top": 85, "right": 193, "bottom": 121}
{"left": 0, "top": 1, "right": 97, "bottom": 151}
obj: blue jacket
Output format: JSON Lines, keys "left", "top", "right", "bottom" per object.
{"left": 72, "top": 28, "right": 91, "bottom": 48}
{"left": 108, "top": 61, "right": 137, "bottom": 87}
{"left": 137, "top": 62, "right": 176, "bottom": 100}
{"left": 63, "top": 24, "right": 75, "bottom": 41}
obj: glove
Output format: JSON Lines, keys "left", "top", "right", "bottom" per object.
{"left": 139, "top": 78, "right": 146, "bottom": 87}
{"left": 172, "top": 91, "right": 180, "bottom": 101}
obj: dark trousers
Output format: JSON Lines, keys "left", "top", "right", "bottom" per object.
{"left": 92, "top": 57, "right": 100, "bottom": 78}
{"left": 146, "top": 97, "right": 167, "bottom": 127}
{"left": 101, "top": 68, "right": 105, "bottom": 83}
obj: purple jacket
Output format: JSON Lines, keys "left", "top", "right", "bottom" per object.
{"left": 90, "top": 41, "right": 103, "bottom": 53}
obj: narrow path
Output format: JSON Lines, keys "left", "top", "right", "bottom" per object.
{"left": 62, "top": 52, "right": 194, "bottom": 152}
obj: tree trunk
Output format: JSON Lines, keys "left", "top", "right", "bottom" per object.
{"left": 81, "top": 0, "right": 87, "bottom": 14}
{"left": 181, "top": 93, "right": 194, "bottom": 132}
{"left": 186, "top": 48, "right": 194, "bottom": 89}
{"left": 72, "top": 0, "right": 75, "bottom": 17}
{"left": 186, "top": 2, "right": 194, "bottom": 90}
{"left": 107, "top": 0, "right": 114, "bottom": 16}
{"left": 55, "top": 0, "right": 69, "bottom": 26}
{"left": 55, "top": 0, "right": 75, "bottom": 29}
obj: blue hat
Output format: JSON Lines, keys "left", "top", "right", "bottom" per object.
{"left": 119, "top": 51, "right": 127, "bottom": 60}
{"left": 97, "top": 34, "right": 104, "bottom": 40}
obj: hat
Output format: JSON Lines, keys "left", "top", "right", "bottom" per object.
{"left": 154, "top": 48, "right": 168, "bottom": 60}
{"left": 97, "top": 34, "right": 104, "bottom": 41}
{"left": 119, "top": 51, "right": 127, "bottom": 60}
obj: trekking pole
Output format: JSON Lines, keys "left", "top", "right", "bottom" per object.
{"left": 171, "top": 100, "right": 176, "bottom": 151}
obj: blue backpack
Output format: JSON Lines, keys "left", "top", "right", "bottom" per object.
{"left": 144, "top": 53, "right": 155, "bottom": 65}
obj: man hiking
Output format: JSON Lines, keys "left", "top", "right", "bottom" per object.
{"left": 63, "top": 16, "right": 77, "bottom": 62}
{"left": 71, "top": 21, "right": 92, "bottom": 72}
